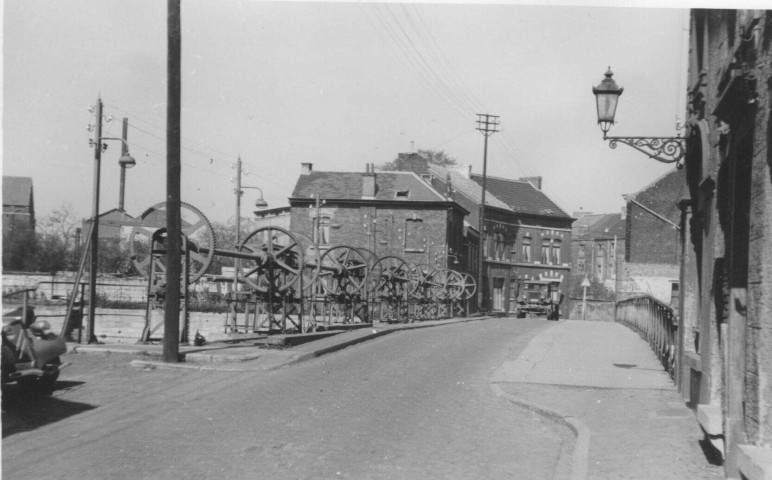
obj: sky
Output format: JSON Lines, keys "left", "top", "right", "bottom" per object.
{"left": 0, "top": 0, "right": 742, "bottom": 226}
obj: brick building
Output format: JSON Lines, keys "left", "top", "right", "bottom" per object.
{"left": 2, "top": 176, "right": 35, "bottom": 237}
{"left": 288, "top": 163, "right": 470, "bottom": 274}
{"left": 568, "top": 212, "right": 625, "bottom": 315}
{"left": 426, "top": 164, "right": 573, "bottom": 314}
{"left": 675, "top": 9, "right": 772, "bottom": 478}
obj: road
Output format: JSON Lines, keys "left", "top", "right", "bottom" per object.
{"left": 3, "top": 318, "right": 573, "bottom": 480}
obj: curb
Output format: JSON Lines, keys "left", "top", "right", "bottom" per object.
{"left": 490, "top": 383, "right": 589, "bottom": 480}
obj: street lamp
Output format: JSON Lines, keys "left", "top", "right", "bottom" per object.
{"left": 85, "top": 98, "right": 137, "bottom": 343}
{"left": 592, "top": 67, "right": 685, "bottom": 168}
{"left": 116, "top": 117, "right": 136, "bottom": 212}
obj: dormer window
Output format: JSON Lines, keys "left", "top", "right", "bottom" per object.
{"left": 395, "top": 190, "right": 410, "bottom": 198}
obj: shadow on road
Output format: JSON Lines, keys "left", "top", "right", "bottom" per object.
{"left": 2, "top": 381, "right": 96, "bottom": 438}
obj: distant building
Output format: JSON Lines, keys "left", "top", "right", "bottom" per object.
{"left": 569, "top": 212, "right": 625, "bottom": 296}
{"left": 2, "top": 176, "right": 35, "bottom": 237}
{"left": 619, "top": 169, "right": 683, "bottom": 304}
{"left": 426, "top": 164, "right": 574, "bottom": 314}
{"left": 82, "top": 209, "right": 134, "bottom": 243}
{"left": 288, "top": 162, "right": 470, "bottom": 274}
{"left": 252, "top": 206, "right": 291, "bottom": 231}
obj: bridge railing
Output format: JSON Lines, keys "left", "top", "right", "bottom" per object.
{"left": 615, "top": 296, "right": 677, "bottom": 379}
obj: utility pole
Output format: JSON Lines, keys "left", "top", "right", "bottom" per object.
{"left": 232, "top": 156, "right": 243, "bottom": 330}
{"left": 87, "top": 97, "right": 103, "bottom": 344}
{"left": 164, "top": 0, "right": 182, "bottom": 362}
{"left": 475, "top": 113, "right": 499, "bottom": 314}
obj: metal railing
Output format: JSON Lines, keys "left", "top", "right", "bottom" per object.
{"left": 615, "top": 295, "right": 678, "bottom": 379}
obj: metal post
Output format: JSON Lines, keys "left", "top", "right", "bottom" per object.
{"left": 87, "top": 97, "right": 103, "bottom": 344}
{"left": 164, "top": 0, "right": 182, "bottom": 362}
{"left": 232, "top": 156, "right": 242, "bottom": 330}
{"left": 119, "top": 117, "right": 129, "bottom": 211}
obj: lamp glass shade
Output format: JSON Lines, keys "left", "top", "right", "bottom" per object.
{"left": 592, "top": 68, "right": 623, "bottom": 133}
{"left": 119, "top": 153, "right": 137, "bottom": 168}
{"left": 254, "top": 198, "right": 268, "bottom": 209}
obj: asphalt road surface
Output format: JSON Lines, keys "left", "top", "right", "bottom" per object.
{"left": 3, "top": 318, "right": 572, "bottom": 480}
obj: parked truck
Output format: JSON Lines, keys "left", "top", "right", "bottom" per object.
{"left": 514, "top": 279, "right": 562, "bottom": 320}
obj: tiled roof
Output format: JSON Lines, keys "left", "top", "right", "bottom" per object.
{"left": 573, "top": 213, "right": 625, "bottom": 239}
{"left": 2, "top": 176, "right": 33, "bottom": 207}
{"left": 428, "top": 165, "right": 570, "bottom": 218}
{"left": 291, "top": 170, "right": 447, "bottom": 202}
{"left": 427, "top": 165, "right": 511, "bottom": 210}
{"left": 471, "top": 174, "right": 570, "bottom": 218}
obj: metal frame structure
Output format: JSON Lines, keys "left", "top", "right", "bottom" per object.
{"left": 128, "top": 202, "right": 477, "bottom": 342}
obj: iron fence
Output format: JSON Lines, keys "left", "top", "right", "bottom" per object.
{"left": 615, "top": 295, "right": 677, "bottom": 379}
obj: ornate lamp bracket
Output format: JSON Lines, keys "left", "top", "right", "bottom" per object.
{"left": 603, "top": 135, "right": 686, "bottom": 169}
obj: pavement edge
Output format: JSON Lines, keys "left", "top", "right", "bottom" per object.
{"left": 490, "top": 382, "right": 589, "bottom": 480}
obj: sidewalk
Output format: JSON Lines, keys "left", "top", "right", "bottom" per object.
{"left": 491, "top": 320, "right": 724, "bottom": 480}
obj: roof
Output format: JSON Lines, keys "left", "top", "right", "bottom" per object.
{"left": 428, "top": 165, "right": 571, "bottom": 218}
{"left": 471, "top": 173, "right": 570, "bottom": 218}
{"left": 2, "top": 176, "right": 33, "bottom": 207}
{"left": 572, "top": 213, "right": 625, "bottom": 239}
{"left": 624, "top": 168, "right": 684, "bottom": 226}
{"left": 291, "top": 170, "right": 449, "bottom": 203}
{"left": 427, "top": 164, "right": 511, "bottom": 210}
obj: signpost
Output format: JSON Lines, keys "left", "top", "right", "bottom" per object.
{"left": 581, "top": 275, "right": 591, "bottom": 321}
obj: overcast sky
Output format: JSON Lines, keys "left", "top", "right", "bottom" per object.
{"left": 0, "top": 0, "right": 747, "bottom": 225}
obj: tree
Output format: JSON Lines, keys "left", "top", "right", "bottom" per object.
{"left": 378, "top": 149, "right": 458, "bottom": 174}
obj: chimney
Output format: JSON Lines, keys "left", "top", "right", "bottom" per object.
{"left": 301, "top": 163, "right": 313, "bottom": 175}
{"left": 453, "top": 164, "right": 472, "bottom": 179}
{"left": 363, "top": 163, "right": 376, "bottom": 199}
{"left": 520, "top": 176, "right": 543, "bottom": 190}
{"left": 446, "top": 172, "right": 453, "bottom": 200}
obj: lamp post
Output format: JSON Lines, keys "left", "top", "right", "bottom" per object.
{"left": 592, "top": 67, "right": 685, "bottom": 168}
{"left": 86, "top": 98, "right": 137, "bottom": 344}
{"left": 231, "top": 156, "right": 268, "bottom": 330}
{"left": 475, "top": 113, "right": 499, "bottom": 313}
{"left": 118, "top": 117, "right": 136, "bottom": 211}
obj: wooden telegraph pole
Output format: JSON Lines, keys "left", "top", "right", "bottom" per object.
{"left": 475, "top": 113, "right": 499, "bottom": 314}
{"left": 164, "top": 0, "right": 182, "bottom": 362}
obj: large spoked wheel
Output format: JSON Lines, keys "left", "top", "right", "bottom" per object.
{"left": 368, "top": 256, "right": 411, "bottom": 301}
{"left": 316, "top": 246, "right": 369, "bottom": 299}
{"left": 238, "top": 227, "right": 307, "bottom": 295}
{"left": 449, "top": 271, "right": 477, "bottom": 300}
{"left": 129, "top": 202, "right": 215, "bottom": 283}
{"left": 409, "top": 264, "right": 436, "bottom": 300}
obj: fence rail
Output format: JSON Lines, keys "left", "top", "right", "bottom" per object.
{"left": 615, "top": 295, "right": 677, "bottom": 379}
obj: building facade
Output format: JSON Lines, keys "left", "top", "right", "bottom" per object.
{"left": 426, "top": 164, "right": 574, "bottom": 314}
{"left": 2, "top": 176, "right": 35, "bottom": 237}
{"left": 288, "top": 163, "right": 470, "bottom": 273}
{"left": 676, "top": 9, "right": 772, "bottom": 478}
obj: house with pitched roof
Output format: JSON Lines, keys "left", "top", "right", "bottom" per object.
{"left": 2, "top": 176, "right": 35, "bottom": 237}
{"left": 288, "top": 162, "right": 471, "bottom": 273}
{"left": 425, "top": 164, "right": 574, "bottom": 314}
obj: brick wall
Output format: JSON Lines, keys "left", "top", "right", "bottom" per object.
{"left": 290, "top": 203, "right": 458, "bottom": 270}
{"left": 626, "top": 169, "right": 683, "bottom": 264}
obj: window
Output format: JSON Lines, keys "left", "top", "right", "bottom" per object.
{"left": 495, "top": 233, "right": 505, "bottom": 261}
{"left": 317, "top": 216, "right": 331, "bottom": 245}
{"left": 551, "top": 240, "right": 562, "bottom": 264}
{"left": 405, "top": 218, "right": 424, "bottom": 251}
{"left": 540, "top": 240, "right": 550, "bottom": 264}
{"left": 577, "top": 244, "right": 586, "bottom": 272}
{"left": 395, "top": 190, "right": 410, "bottom": 198}
{"left": 521, "top": 238, "right": 531, "bottom": 262}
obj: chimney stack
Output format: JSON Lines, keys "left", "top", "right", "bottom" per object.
{"left": 301, "top": 163, "right": 313, "bottom": 175}
{"left": 520, "top": 176, "right": 543, "bottom": 190}
{"left": 363, "top": 163, "right": 376, "bottom": 199}
{"left": 446, "top": 172, "right": 453, "bottom": 199}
